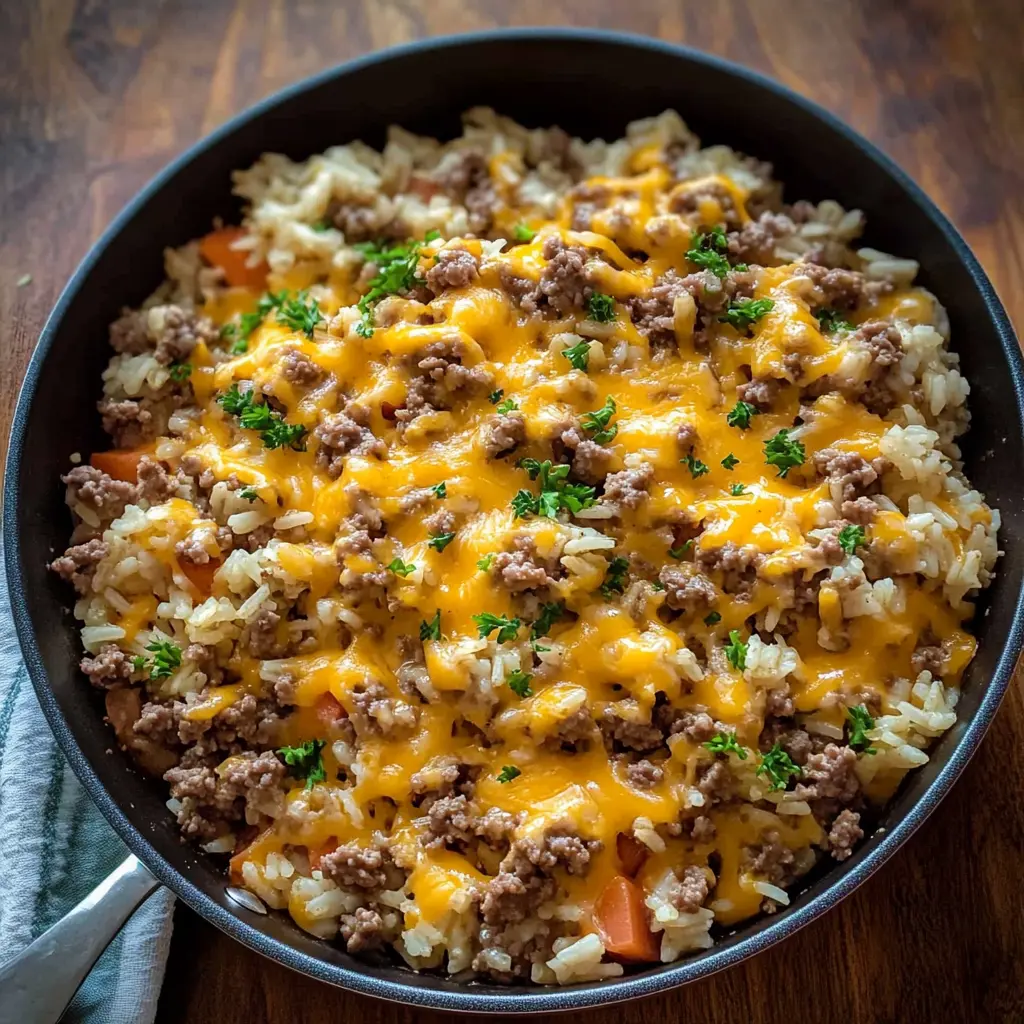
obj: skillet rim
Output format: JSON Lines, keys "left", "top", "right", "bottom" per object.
{"left": 4, "top": 26, "right": 1023, "bottom": 1013}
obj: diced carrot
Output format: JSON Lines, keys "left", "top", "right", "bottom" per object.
{"left": 180, "top": 558, "right": 221, "bottom": 597}
{"left": 315, "top": 692, "right": 345, "bottom": 728}
{"left": 616, "top": 832, "right": 649, "bottom": 878}
{"left": 308, "top": 837, "right": 339, "bottom": 872}
{"left": 90, "top": 449, "right": 145, "bottom": 483}
{"left": 198, "top": 226, "right": 268, "bottom": 290}
{"left": 593, "top": 875, "right": 660, "bottom": 963}
{"left": 229, "top": 827, "right": 273, "bottom": 883}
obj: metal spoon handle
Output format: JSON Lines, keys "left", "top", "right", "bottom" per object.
{"left": 0, "top": 854, "right": 161, "bottom": 1024}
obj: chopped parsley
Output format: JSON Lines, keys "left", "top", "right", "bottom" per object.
{"left": 495, "top": 398, "right": 519, "bottom": 415}
{"left": 477, "top": 553, "right": 495, "bottom": 572}
{"left": 387, "top": 557, "right": 416, "bottom": 577}
{"left": 587, "top": 292, "right": 616, "bottom": 323}
{"left": 681, "top": 451, "right": 710, "bottom": 479}
{"left": 239, "top": 487, "right": 259, "bottom": 502}
{"left": 730, "top": 483, "right": 747, "bottom": 496}
{"left": 513, "top": 459, "right": 596, "bottom": 518}
{"left": 134, "top": 639, "right": 181, "bottom": 680}
{"left": 531, "top": 601, "right": 565, "bottom": 639}
{"left": 428, "top": 531, "right": 456, "bottom": 553}
{"left": 488, "top": 389, "right": 504, "bottom": 405}
{"left": 352, "top": 235, "right": 432, "bottom": 336}
{"left": 167, "top": 362, "right": 192, "bottom": 383}
{"left": 531, "top": 641, "right": 551, "bottom": 653}
{"left": 216, "top": 383, "right": 307, "bottom": 451}
{"left": 431, "top": 482, "right": 447, "bottom": 499}
{"left": 685, "top": 224, "right": 732, "bottom": 279}
{"left": 721, "top": 453, "right": 739, "bottom": 470}
{"left": 497, "top": 765, "right": 521, "bottom": 784}
{"left": 275, "top": 290, "right": 322, "bottom": 337}
{"left": 311, "top": 220, "right": 331, "bottom": 232}
{"left": 599, "top": 556, "right": 630, "bottom": 599}
{"left": 705, "top": 731, "right": 748, "bottom": 759}
{"left": 764, "top": 429, "right": 806, "bottom": 478}
{"left": 838, "top": 524, "right": 866, "bottom": 555}
{"left": 512, "top": 222, "right": 535, "bottom": 243}
{"left": 419, "top": 610, "right": 441, "bottom": 642}
{"left": 725, "top": 629, "right": 748, "bottom": 671}
{"left": 703, "top": 611, "right": 722, "bottom": 626}
{"left": 669, "top": 540, "right": 694, "bottom": 560}
{"left": 220, "top": 290, "right": 287, "bottom": 354}
{"left": 580, "top": 396, "right": 618, "bottom": 444}
{"left": 726, "top": 400, "right": 759, "bottom": 430}
{"left": 278, "top": 740, "right": 326, "bottom": 790}
{"left": 756, "top": 743, "right": 800, "bottom": 791}
{"left": 814, "top": 307, "right": 853, "bottom": 333}
{"left": 473, "top": 612, "right": 521, "bottom": 643}
{"left": 561, "top": 339, "right": 591, "bottom": 372}
{"left": 719, "top": 298, "right": 775, "bottom": 331}
{"left": 506, "top": 670, "right": 534, "bottom": 698}
{"left": 846, "top": 704, "right": 877, "bottom": 754}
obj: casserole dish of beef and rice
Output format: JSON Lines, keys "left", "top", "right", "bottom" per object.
{"left": 48, "top": 105, "right": 1002, "bottom": 983}
{"left": 6, "top": 30, "right": 1022, "bottom": 1012}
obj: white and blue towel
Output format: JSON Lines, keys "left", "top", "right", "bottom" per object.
{"left": 0, "top": 552, "right": 175, "bottom": 1023}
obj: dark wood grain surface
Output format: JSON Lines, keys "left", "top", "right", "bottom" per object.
{"left": 2, "top": 2, "right": 1023, "bottom": 1021}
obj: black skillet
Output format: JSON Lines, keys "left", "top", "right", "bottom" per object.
{"left": 2, "top": 27, "right": 1022, "bottom": 1018}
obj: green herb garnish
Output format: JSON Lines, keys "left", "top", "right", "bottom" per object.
{"left": 725, "top": 629, "right": 748, "bottom": 671}
{"left": 512, "top": 223, "right": 535, "bottom": 243}
{"left": 431, "top": 482, "right": 447, "bottom": 499}
{"left": 387, "top": 558, "right": 416, "bottom": 577}
{"left": 531, "top": 601, "right": 565, "bottom": 639}
{"left": 495, "top": 398, "right": 519, "bottom": 415}
{"left": 497, "top": 765, "right": 521, "bottom": 783}
{"left": 473, "top": 613, "right": 521, "bottom": 644}
{"left": 719, "top": 298, "right": 775, "bottom": 331}
{"left": 168, "top": 362, "right": 192, "bottom": 383}
{"left": 599, "top": 556, "right": 630, "bottom": 599}
{"left": 506, "top": 670, "right": 534, "bottom": 698}
{"left": 681, "top": 452, "right": 710, "bottom": 479}
{"left": 814, "top": 308, "right": 853, "bottom": 333}
{"left": 838, "top": 524, "right": 866, "bottom": 556}
{"left": 587, "top": 292, "right": 616, "bottom": 323}
{"left": 726, "top": 400, "right": 759, "bottom": 430}
{"left": 477, "top": 553, "right": 495, "bottom": 572}
{"left": 756, "top": 743, "right": 800, "bottom": 792}
{"left": 428, "top": 532, "right": 456, "bottom": 553}
{"left": 704, "top": 611, "right": 722, "bottom": 626}
{"left": 278, "top": 740, "right": 326, "bottom": 790}
{"left": 420, "top": 610, "right": 442, "bottom": 642}
{"left": 561, "top": 339, "right": 591, "bottom": 372}
{"left": 845, "top": 704, "right": 877, "bottom": 754}
{"left": 275, "top": 290, "right": 322, "bottom": 338}
{"left": 764, "top": 429, "right": 806, "bottom": 478}
{"left": 721, "top": 453, "right": 739, "bottom": 470}
{"left": 685, "top": 224, "right": 731, "bottom": 279}
{"left": 705, "top": 731, "right": 748, "bottom": 759}
{"left": 580, "top": 396, "right": 617, "bottom": 445}
{"left": 136, "top": 639, "right": 181, "bottom": 680}
{"left": 730, "top": 483, "right": 746, "bottom": 496}
{"left": 239, "top": 487, "right": 259, "bottom": 502}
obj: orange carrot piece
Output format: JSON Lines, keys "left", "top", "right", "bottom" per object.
{"left": 90, "top": 449, "right": 144, "bottom": 483}
{"left": 593, "top": 875, "right": 660, "bottom": 963}
{"left": 308, "top": 837, "right": 339, "bottom": 872}
{"left": 198, "top": 226, "right": 268, "bottom": 290}
{"left": 315, "top": 692, "right": 345, "bottom": 728}
{"left": 616, "top": 832, "right": 649, "bottom": 878}
{"left": 180, "top": 558, "right": 221, "bottom": 597}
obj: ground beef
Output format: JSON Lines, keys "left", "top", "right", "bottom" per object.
{"left": 911, "top": 641, "right": 946, "bottom": 677}
{"left": 246, "top": 607, "right": 287, "bottom": 659}
{"left": 627, "top": 269, "right": 690, "bottom": 347}
{"left": 153, "top": 305, "right": 217, "bottom": 364}
{"left": 599, "top": 705, "right": 663, "bottom": 753}
{"left": 827, "top": 809, "right": 864, "bottom": 861}
{"left": 80, "top": 644, "right": 133, "bottom": 689}
{"left": 491, "top": 536, "right": 558, "bottom": 592}
{"left": 603, "top": 463, "right": 654, "bottom": 511}
{"left": 736, "top": 376, "right": 782, "bottom": 411}
{"left": 136, "top": 456, "right": 179, "bottom": 503}
{"left": 320, "top": 844, "right": 390, "bottom": 890}
{"left": 658, "top": 566, "right": 716, "bottom": 613}
{"left": 315, "top": 405, "right": 384, "bottom": 477}
{"left": 184, "top": 694, "right": 279, "bottom": 749}
{"left": 398, "top": 341, "right": 493, "bottom": 429}
{"left": 50, "top": 538, "right": 108, "bottom": 594}
{"left": 668, "top": 865, "right": 709, "bottom": 913}
{"left": 175, "top": 529, "right": 213, "bottom": 565}
{"left": 423, "top": 507, "right": 456, "bottom": 537}
{"left": 545, "top": 705, "right": 593, "bottom": 751}
{"left": 568, "top": 437, "right": 613, "bottom": 484}
{"left": 348, "top": 681, "right": 418, "bottom": 737}
{"left": 690, "top": 815, "right": 716, "bottom": 843}
{"left": 726, "top": 212, "right": 795, "bottom": 266}
{"left": 855, "top": 319, "right": 903, "bottom": 365}
{"left": 430, "top": 150, "right": 499, "bottom": 235}
{"left": 422, "top": 794, "right": 476, "bottom": 849}
{"left": 473, "top": 807, "right": 522, "bottom": 847}
{"left": 426, "top": 247, "right": 480, "bottom": 292}
{"left": 655, "top": 706, "right": 718, "bottom": 744}
{"left": 507, "top": 235, "right": 594, "bottom": 316}
{"left": 801, "top": 265, "right": 871, "bottom": 309}
{"left": 280, "top": 348, "right": 322, "bottom": 386}
{"left": 794, "top": 743, "right": 860, "bottom": 804}
{"left": 765, "top": 689, "right": 796, "bottom": 718}
{"left": 133, "top": 700, "right": 180, "bottom": 747}
{"left": 743, "top": 831, "right": 795, "bottom": 884}
{"left": 682, "top": 266, "right": 756, "bottom": 317}
{"left": 696, "top": 542, "right": 763, "bottom": 596}
{"left": 327, "top": 200, "right": 384, "bottom": 243}
{"left": 504, "top": 830, "right": 601, "bottom": 879}
{"left": 339, "top": 907, "right": 386, "bottom": 954}
{"left": 479, "top": 870, "right": 554, "bottom": 927}
{"left": 108, "top": 309, "right": 151, "bottom": 355}
{"left": 97, "top": 397, "right": 156, "bottom": 448}
{"left": 759, "top": 723, "right": 816, "bottom": 766}
{"left": 696, "top": 760, "right": 734, "bottom": 804}
{"left": 482, "top": 411, "right": 526, "bottom": 457}
{"left": 409, "top": 756, "right": 476, "bottom": 810}
{"left": 670, "top": 179, "right": 741, "bottom": 225}
{"left": 63, "top": 466, "right": 137, "bottom": 523}
{"left": 814, "top": 447, "right": 883, "bottom": 502}
{"left": 626, "top": 758, "right": 664, "bottom": 789}
{"left": 841, "top": 496, "right": 878, "bottom": 525}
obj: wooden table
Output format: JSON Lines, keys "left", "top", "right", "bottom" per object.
{"left": 3, "top": 1, "right": 1022, "bottom": 1020}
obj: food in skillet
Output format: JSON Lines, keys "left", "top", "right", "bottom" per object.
{"left": 51, "top": 109, "right": 1000, "bottom": 983}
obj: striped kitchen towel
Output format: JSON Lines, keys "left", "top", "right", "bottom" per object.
{"left": 0, "top": 550, "right": 175, "bottom": 1023}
